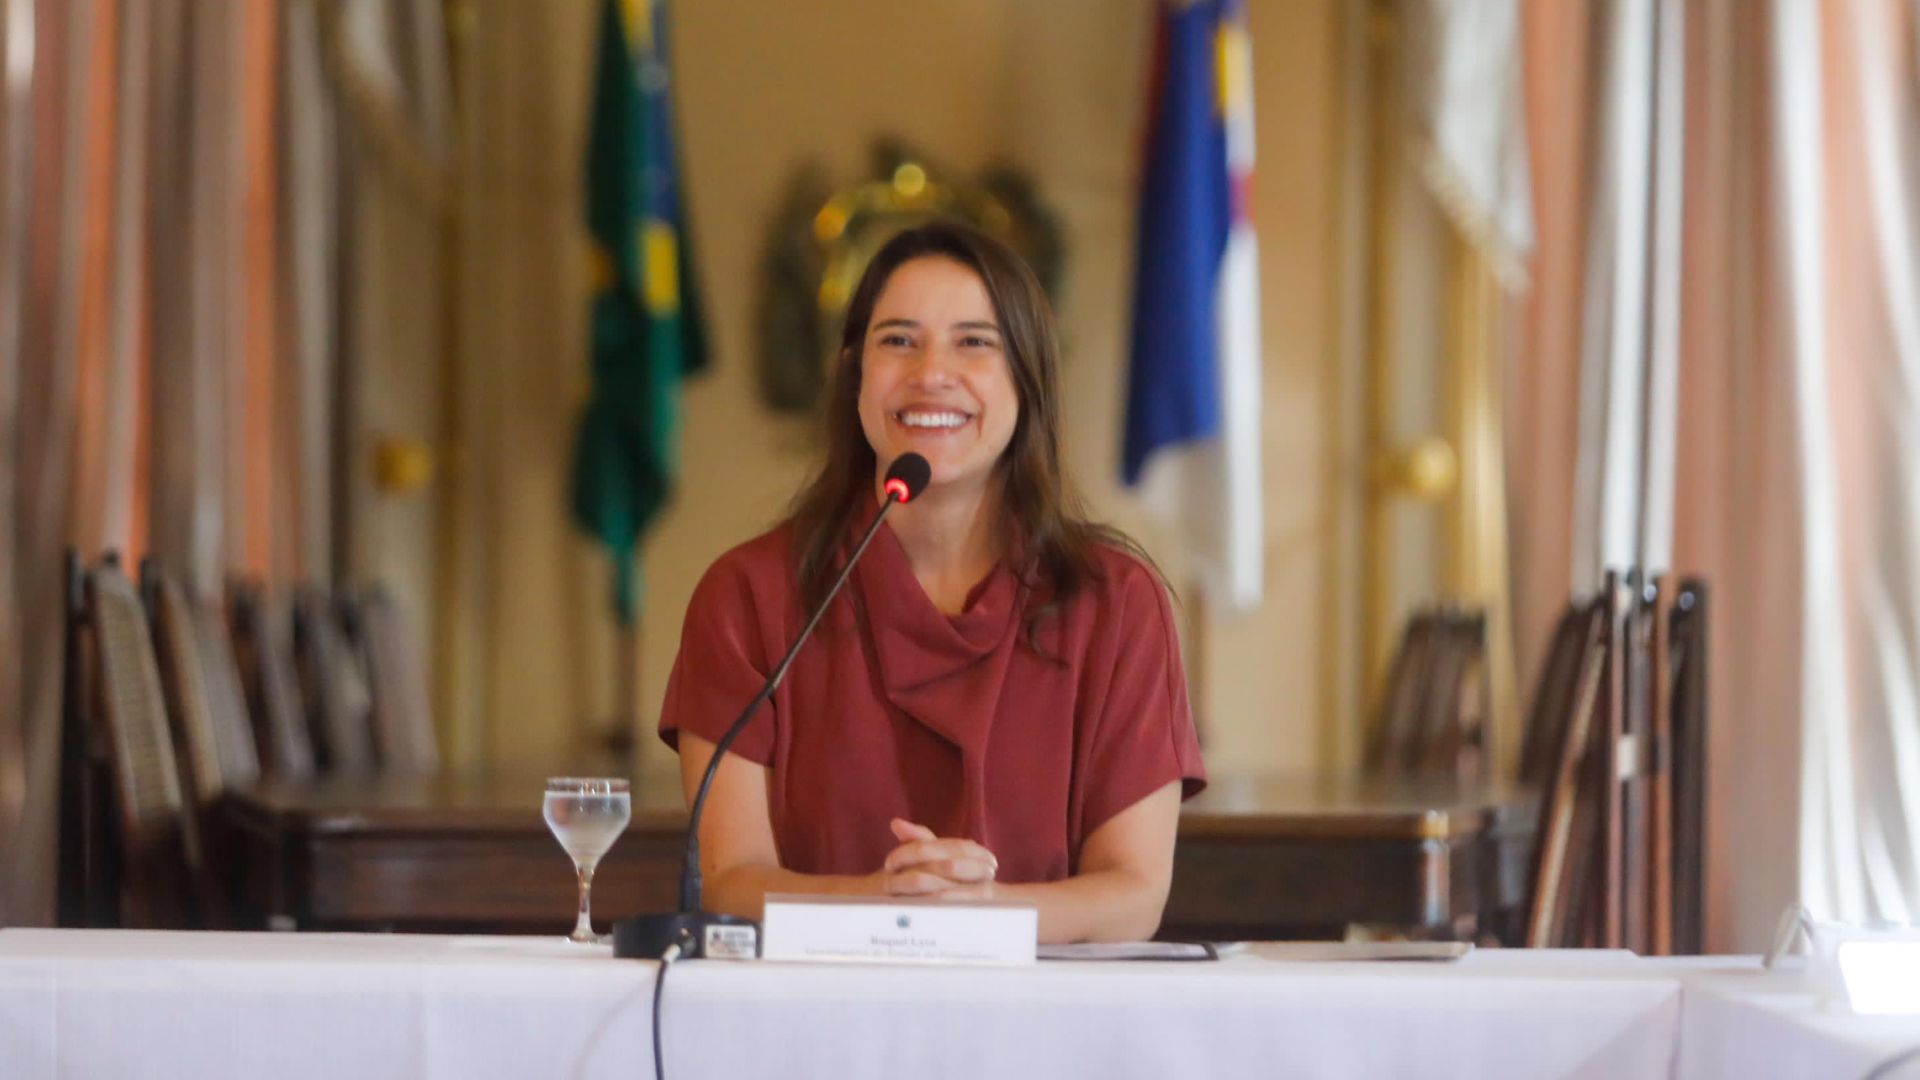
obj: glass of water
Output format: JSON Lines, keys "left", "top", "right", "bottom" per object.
{"left": 543, "top": 777, "right": 632, "bottom": 944}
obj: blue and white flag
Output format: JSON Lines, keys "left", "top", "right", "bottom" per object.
{"left": 1124, "top": 0, "right": 1263, "bottom": 612}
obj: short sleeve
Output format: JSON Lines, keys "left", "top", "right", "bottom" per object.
{"left": 657, "top": 552, "right": 779, "bottom": 766}
{"left": 1080, "top": 561, "right": 1208, "bottom": 837}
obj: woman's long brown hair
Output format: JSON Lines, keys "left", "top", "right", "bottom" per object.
{"left": 786, "top": 221, "right": 1159, "bottom": 649}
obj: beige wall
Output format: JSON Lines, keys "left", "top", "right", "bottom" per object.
{"left": 454, "top": 0, "right": 1353, "bottom": 778}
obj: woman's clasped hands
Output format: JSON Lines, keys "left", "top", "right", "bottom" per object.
{"left": 876, "top": 818, "right": 1000, "bottom": 899}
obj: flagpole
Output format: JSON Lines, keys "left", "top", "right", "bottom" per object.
{"left": 613, "top": 617, "right": 640, "bottom": 771}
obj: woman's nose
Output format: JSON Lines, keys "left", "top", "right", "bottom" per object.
{"left": 906, "top": 345, "right": 960, "bottom": 388}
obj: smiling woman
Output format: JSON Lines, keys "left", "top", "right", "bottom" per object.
{"left": 657, "top": 222, "right": 1206, "bottom": 945}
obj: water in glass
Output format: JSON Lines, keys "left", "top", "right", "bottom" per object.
{"left": 544, "top": 778, "right": 631, "bottom": 943}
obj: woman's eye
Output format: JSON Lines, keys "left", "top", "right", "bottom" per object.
{"left": 878, "top": 333, "right": 914, "bottom": 348}
{"left": 961, "top": 335, "right": 1000, "bottom": 349}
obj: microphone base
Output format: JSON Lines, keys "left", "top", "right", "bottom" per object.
{"left": 613, "top": 911, "right": 760, "bottom": 960}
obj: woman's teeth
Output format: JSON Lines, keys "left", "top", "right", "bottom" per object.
{"left": 897, "top": 410, "right": 968, "bottom": 429}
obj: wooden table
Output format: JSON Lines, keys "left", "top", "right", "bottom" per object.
{"left": 220, "top": 773, "right": 1535, "bottom": 941}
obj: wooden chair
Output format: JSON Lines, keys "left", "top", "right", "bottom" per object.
{"left": 1522, "top": 589, "right": 1611, "bottom": 948}
{"left": 1365, "top": 608, "right": 1487, "bottom": 782}
{"left": 1366, "top": 615, "right": 1435, "bottom": 771}
{"left": 231, "top": 584, "right": 316, "bottom": 780}
{"left": 347, "top": 586, "right": 438, "bottom": 776}
{"left": 294, "top": 587, "right": 376, "bottom": 776}
{"left": 1644, "top": 575, "right": 1676, "bottom": 955}
{"left": 197, "top": 598, "right": 262, "bottom": 790}
{"left": 1519, "top": 605, "right": 1590, "bottom": 788}
{"left": 144, "top": 565, "right": 258, "bottom": 802}
{"left": 1416, "top": 611, "right": 1488, "bottom": 783}
{"left": 57, "top": 551, "right": 113, "bottom": 926}
{"left": 1668, "top": 579, "right": 1708, "bottom": 954}
{"left": 143, "top": 563, "right": 262, "bottom": 924}
{"left": 82, "top": 559, "right": 201, "bottom": 927}
{"left": 1507, "top": 603, "right": 1590, "bottom": 942}
{"left": 1520, "top": 570, "right": 1711, "bottom": 953}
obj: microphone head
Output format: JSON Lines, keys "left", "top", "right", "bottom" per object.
{"left": 883, "top": 453, "right": 932, "bottom": 504}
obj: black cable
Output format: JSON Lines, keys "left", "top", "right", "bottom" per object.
{"left": 1863, "top": 1045, "right": 1920, "bottom": 1080}
{"left": 651, "top": 934, "right": 687, "bottom": 1080}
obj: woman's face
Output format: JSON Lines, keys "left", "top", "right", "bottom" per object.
{"left": 856, "top": 256, "right": 1019, "bottom": 497}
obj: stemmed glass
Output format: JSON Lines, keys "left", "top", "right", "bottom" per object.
{"left": 543, "top": 777, "right": 632, "bottom": 944}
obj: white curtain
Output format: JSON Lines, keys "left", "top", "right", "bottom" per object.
{"left": 1779, "top": 0, "right": 1920, "bottom": 929}
{"left": 1545, "top": 0, "right": 1920, "bottom": 947}
{"left": 1569, "top": 0, "right": 1686, "bottom": 586}
{"left": 1689, "top": 0, "right": 1920, "bottom": 945}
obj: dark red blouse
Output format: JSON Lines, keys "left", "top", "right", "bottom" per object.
{"left": 658, "top": 513, "right": 1206, "bottom": 885}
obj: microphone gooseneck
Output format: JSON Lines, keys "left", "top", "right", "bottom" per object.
{"left": 615, "top": 452, "right": 931, "bottom": 959}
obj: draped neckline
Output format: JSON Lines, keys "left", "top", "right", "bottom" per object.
{"left": 850, "top": 490, "right": 1023, "bottom": 766}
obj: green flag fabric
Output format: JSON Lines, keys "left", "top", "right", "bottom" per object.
{"left": 573, "top": 0, "right": 708, "bottom": 624}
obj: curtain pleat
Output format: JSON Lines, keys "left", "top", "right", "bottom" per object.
{"left": 105, "top": 0, "right": 153, "bottom": 564}
{"left": 0, "top": 0, "right": 35, "bottom": 928}
{"left": 236, "top": 0, "right": 282, "bottom": 583}
{"left": 146, "top": 0, "right": 216, "bottom": 604}
{"left": 5, "top": 0, "right": 78, "bottom": 928}
{"left": 1508, "top": 0, "right": 1593, "bottom": 706}
{"left": 68, "top": 0, "right": 116, "bottom": 559}
{"left": 281, "top": 0, "right": 341, "bottom": 588}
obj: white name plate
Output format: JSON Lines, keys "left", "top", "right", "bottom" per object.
{"left": 761, "top": 894, "right": 1037, "bottom": 966}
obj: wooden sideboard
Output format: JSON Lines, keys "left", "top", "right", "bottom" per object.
{"left": 220, "top": 772, "right": 1535, "bottom": 941}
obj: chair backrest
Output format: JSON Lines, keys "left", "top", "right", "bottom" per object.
{"left": 230, "top": 585, "right": 316, "bottom": 780}
{"left": 85, "top": 561, "right": 199, "bottom": 927}
{"left": 1523, "top": 594, "right": 1610, "bottom": 948}
{"left": 1519, "top": 605, "right": 1589, "bottom": 788}
{"left": 1645, "top": 575, "right": 1676, "bottom": 955}
{"left": 145, "top": 567, "right": 260, "bottom": 800}
{"left": 1613, "top": 573, "right": 1659, "bottom": 954}
{"left": 196, "top": 599, "right": 262, "bottom": 790}
{"left": 57, "top": 551, "right": 107, "bottom": 926}
{"left": 1414, "top": 612, "right": 1487, "bottom": 782}
{"left": 1366, "top": 615, "right": 1435, "bottom": 771}
{"left": 1668, "top": 579, "right": 1709, "bottom": 954}
{"left": 294, "top": 587, "right": 376, "bottom": 776}
{"left": 141, "top": 562, "right": 259, "bottom": 926}
{"left": 348, "top": 586, "right": 438, "bottom": 776}
{"left": 1366, "top": 608, "right": 1487, "bottom": 780}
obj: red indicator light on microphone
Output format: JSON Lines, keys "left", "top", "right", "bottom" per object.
{"left": 881, "top": 453, "right": 930, "bottom": 504}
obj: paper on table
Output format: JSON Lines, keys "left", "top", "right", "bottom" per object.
{"left": 1243, "top": 941, "right": 1472, "bottom": 962}
{"left": 1037, "top": 941, "right": 1230, "bottom": 961}
{"left": 1036, "top": 941, "right": 1470, "bottom": 962}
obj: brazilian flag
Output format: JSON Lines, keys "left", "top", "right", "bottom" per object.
{"left": 573, "top": 0, "right": 708, "bottom": 624}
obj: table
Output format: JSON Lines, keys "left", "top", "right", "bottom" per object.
{"left": 0, "top": 930, "right": 1682, "bottom": 1080}
{"left": 1671, "top": 958, "right": 1920, "bottom": 1079}
{"left": 219, "top": 773, "right": 1537, "bottom": 940}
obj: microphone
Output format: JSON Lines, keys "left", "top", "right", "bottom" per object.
{"left": 615, "top": 452, "right": 932, "bottom": 959}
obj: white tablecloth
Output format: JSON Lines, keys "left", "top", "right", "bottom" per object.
{"left": 0, "top": 930, "right": 1687, "bottom": 1079}
{"left": 1670, "top": 958, "right": 1920, "bottom": 1080}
